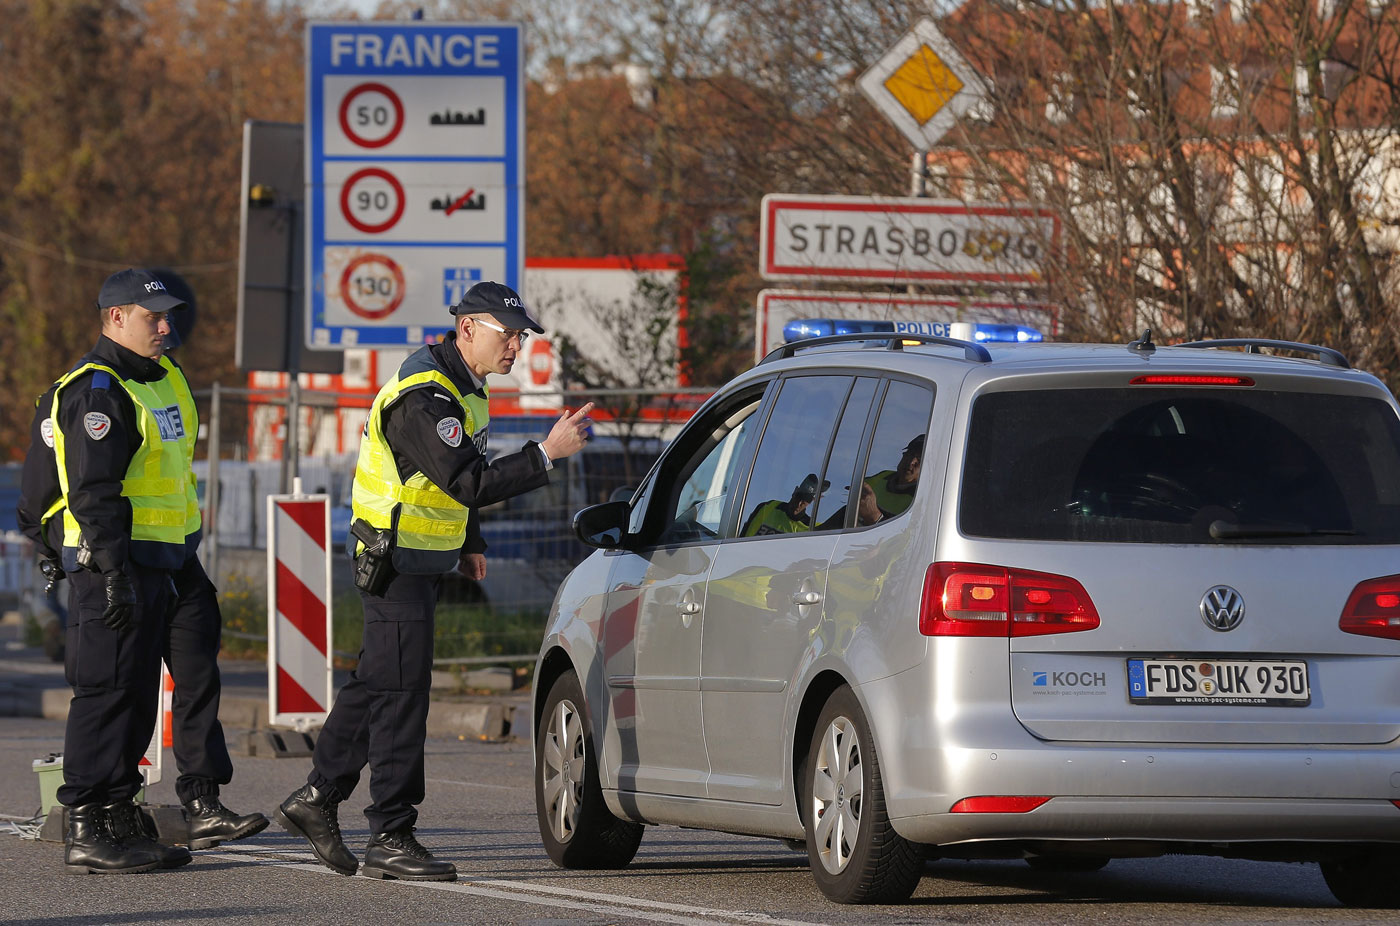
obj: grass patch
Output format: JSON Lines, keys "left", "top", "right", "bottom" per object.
{"left": 218, "top": 573, "right": 546, "bottom": 668}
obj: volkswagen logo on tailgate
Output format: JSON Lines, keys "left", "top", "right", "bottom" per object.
{"left": 1200, "top": 585, "right": 1245, "bottom": 631}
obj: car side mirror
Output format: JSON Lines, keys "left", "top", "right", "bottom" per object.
{"left": 574, "top": 500, "right": 631, "bottom": 550}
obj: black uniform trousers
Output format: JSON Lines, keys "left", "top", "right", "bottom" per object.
{"left": 58, "top": 562, "right": 174, "bottom": 807}
{"left": 166, "top": 555, "right": 235, "bottom": 804}
{"left": 308, "top": 570, "right": 441, "bottom": 835}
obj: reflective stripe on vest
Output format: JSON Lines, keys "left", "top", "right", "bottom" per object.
{"left": 160, "top": 356, "right": 203, "bottom": 537}
{"left": 51, "top": 361, "right": 190, "bottom": 552}
{"left": 350, "top": 347, "right": 489, "bottom": 574}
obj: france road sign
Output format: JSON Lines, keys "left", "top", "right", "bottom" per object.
{"left": 858, "top": 18, "right": 989, "bottom": 150}
{"left": 306, "top": 21, "right": 524, "bottom": 348}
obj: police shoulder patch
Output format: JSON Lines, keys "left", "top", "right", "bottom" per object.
{"left": 83, "top": 412, "right": 112, "bottom": 440}
{"left": 436, "top": 417, "right": 463, "bottom": 447}
{"left": 40, "top": 417, "right": 55, "bottom": 448}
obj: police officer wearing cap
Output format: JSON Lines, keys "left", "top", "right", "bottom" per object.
{"left": 276, "top": 281, "right": 595, "bottom": 882}
{"left": 18, "top": 272, "right": 269, "bottom": 862}
{"left": 37, "top": 268, "right": 197, "bottom": 873}
{"left": 741, "top": 473, "right": 829, "bottom": 536}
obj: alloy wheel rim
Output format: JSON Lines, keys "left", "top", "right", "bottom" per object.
{"left": 541, "top": 698, "right": 586, "bottom": 843}
{"left": 811, "top": 715, "right": 863, "bottom": 875}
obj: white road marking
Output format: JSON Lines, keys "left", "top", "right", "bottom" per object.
{"left": 203, "top": 843, "right": 822, "bottom": 926}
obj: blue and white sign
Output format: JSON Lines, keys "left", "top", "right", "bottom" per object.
{"left": 305, "top": 22, "right": 524, "bottom": 348}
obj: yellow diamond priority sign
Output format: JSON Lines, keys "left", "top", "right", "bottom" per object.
{"left": 859, "top": 19, "right": 988, "bottom": 150}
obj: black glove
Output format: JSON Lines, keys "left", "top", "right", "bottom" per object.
{"left": 101, "top": 570, "right": 136, "bottom": 632}
{"left": 38, "top": 556, "right": 65, "bottom": 595}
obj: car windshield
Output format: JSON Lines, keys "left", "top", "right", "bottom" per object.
{"left": 961, "top": 387, "right": 1400, "bottom": 544}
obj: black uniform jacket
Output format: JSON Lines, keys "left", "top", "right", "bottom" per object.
{"left": 17, "top": 380, "right": 65, "bottom": 559}
{"left": 44, "top": 336, "right": 178, "bottom": 574}
{"left": 379, "top": 334, "right": 550, "bottom": 555}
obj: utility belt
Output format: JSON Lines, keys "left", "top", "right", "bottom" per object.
{"left": 350, "top": 518, "right": 395, "bottom": 596}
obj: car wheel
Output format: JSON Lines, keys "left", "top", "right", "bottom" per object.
{"left": 802, "top": 685, "right": 922, "bottom": 903}
{"left": 1025, "top": 854, "right": 1110, "bottom": 873}
{"left": 1320, "top": 852, "right": 1400, "bottom": 908}
{"left": 535, "top": 669, "right": 643, "bottom": 869}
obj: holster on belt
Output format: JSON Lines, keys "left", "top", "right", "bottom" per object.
{"left": 350, "top": 518, "right": 395, "bottom": 596}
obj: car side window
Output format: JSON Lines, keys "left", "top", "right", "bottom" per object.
{"left": 856, "top": 381, "right": 935, "bottom": 526}
{"left": 734, "top": 375, "right": 852, "bottom": 539}
{"left": 810, "top": 377, "right": 880, "bottom": 531}
{"left": 654, "top": 396, "right": 763, "bottom": 544}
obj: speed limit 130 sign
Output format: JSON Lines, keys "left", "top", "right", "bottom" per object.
{"left": 305, "top": 21, "right": 524, "bottom": 349}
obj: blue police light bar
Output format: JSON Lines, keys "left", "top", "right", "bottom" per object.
{"left": 783, "top": 318, "right": 1043, "bottom": 345}
{"left": 964, "top": 323, "right": 1044, "bottom": 343}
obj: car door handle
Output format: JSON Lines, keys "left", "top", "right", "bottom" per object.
{"left": 678, "top": 600, "right": 701, "bottom": 615}
{"left": 791, "top": 590, "right": 822, "bottom": 606}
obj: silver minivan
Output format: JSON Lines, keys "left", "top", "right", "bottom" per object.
{"left": 532, "top": 333, "right": 1400, "bottom": 907}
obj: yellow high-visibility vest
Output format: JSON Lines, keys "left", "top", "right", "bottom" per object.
{"left": 51, "top": 361, "right": 190, "bottom": 564}
{"left": 160, "top": 356, "right": 203, "bottom": 539}
{"left": 351, "top": 346, "right": 489, "bottom": 575}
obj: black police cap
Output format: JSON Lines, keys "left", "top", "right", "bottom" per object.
{"left": 97, "top": 268, "right": 188, "bottom": 314}
{"left": 449, "top": 281, "right": 543, "bottom": 333}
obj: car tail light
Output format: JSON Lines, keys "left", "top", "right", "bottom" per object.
{"left": 950, "top": 796, "right": 1053, "bottom": 813}
{"left": 1392, "top": 800, "right": 1400, "bottom": 810}
{"left": 1130, "top": 374, "right": 1254, "bottom": 386}
{"left": 1340, "top": 575, "right": 1400, "bottom": 641}
{"left": 921, "top": 563, "right": 1100, "bottom": 637}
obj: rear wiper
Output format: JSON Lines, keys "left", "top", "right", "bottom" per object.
{"left": 1209, "top": 519, "right": 1357, "bottom": 540}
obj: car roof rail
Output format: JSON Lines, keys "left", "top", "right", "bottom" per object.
{"left": 1175, "top": 338, "right": 1350, "bottom": 369}
{"left": 759, "top": 332, "right": 992, "bottom": 365}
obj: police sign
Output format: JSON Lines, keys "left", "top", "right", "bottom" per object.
{"left": 759, "top": 193, "right": 1057, "bottom": 285}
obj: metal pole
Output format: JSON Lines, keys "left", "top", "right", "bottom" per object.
{"left": 910, "top": 150, "right": 929, "bottom": 297}
{"left": 280, "top": 199, "right": 302, "bottom": 494}
{"left": 910, "top": 149, "right": 929, "bottom": 197}
{"left": 204, "top": 381, "right": 222, "bottom": 584}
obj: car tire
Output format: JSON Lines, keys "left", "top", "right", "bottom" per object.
{"left": 1320, "top": 852, "right": 1400, "bottom": 908}
{"left": 802, "top": 685, "right": 922, "bottom": 903}
{"left": 1025, "top": 855, "right": 1110, "bottom": 873}
{"left": 535, "top": 669, "right": 643, "bottom": 869}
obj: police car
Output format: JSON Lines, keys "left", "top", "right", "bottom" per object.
{"left": 531, "top": 331, "right": 1400, "bottom": 907}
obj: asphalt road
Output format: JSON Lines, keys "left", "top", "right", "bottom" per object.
{"left": 0, "top": 714, "right": 1390, "bottom": 926}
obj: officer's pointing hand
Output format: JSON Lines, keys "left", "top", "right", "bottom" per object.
{"left": 101, "top": 570, "right": 136, "bottom": 632}
{"left": 541, "top": 402, "right": 596, "bottom": 461}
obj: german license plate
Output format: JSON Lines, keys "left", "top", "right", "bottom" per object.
{"left": 1127, "top": 658, "right": 1310, "bottom": 706}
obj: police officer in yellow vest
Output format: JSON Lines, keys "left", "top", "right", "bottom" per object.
{"left": 43, "top": 268, "right": 196, "bottom": 874}
{"left": 864, "top": 434, "right": 924, "bottom": 519}
{"left": 741, "top": 473, "right": 828, "bottom": 537}
{"left": 276, "top": 281, "right": 594, "bottom": 882}
{"left": 18, "top": 324, "right": 268, "bottom": 860}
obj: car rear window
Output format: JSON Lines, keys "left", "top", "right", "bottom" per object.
{"left": 961, "top": 388, "right": 1400, "bottom": 544}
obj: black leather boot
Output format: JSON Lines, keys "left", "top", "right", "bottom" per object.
{"left": 103, "top": 800, "right": 192, "bottom": 870}
{"left": 361, "top": 828, "right": 457, "bottom": 881}
{"left": 184, "top": 796, "right": 270, "bottom": 850}
{"left": 64, "top": 803, "right": 162, "bottom": 875}
{"left": 275, "top": 783, "right": 357, "bottom": 875}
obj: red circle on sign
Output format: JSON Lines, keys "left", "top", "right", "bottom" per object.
{"left": 340, "top": 253, "right": 406, "bottom": 320}
{"left": 527, "top": 338, "right": 555, "bottom": 386}
{"left": 340, "top": 167, "right": 406, "bottom": 234}
{"left": 338, "top": 82, "right": 405, "bottom": 148}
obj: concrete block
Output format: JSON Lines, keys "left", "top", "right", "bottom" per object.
{"left": 462, "top": 666, "right": 515, "bottom": 692}
{"left": 426, "top": 700, "right": 508, "bottom": 740}
{"left": 430, "top": 669, "right": 459, "bottom": 690}
{"left": 234, "top": 729, "right": 318, "bottom": 758}
{"left": 41, "top": 687, "right": 70, "bottom": 721}
{"left": 217, "top": 695, "right": 268, "bottom": 732}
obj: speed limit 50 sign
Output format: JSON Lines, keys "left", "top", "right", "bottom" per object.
{"left": 306, "top": 22, "right": 524, "bottom": 348}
